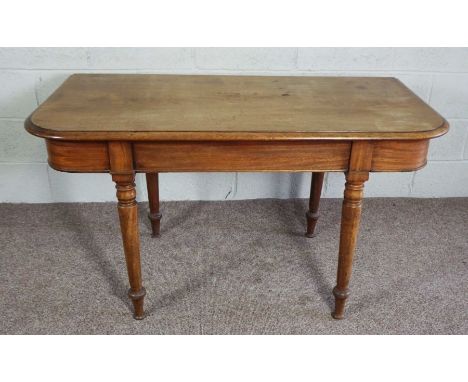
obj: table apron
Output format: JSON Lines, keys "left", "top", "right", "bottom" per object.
{"left": 133, "top": 141, "right": 352, "bottom": 172}
{"left": 45, "top": 139, "right": 429, "bottom": 173}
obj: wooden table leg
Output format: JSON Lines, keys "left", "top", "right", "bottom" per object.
{"left": 112, "top": 173, "right": 146, "bottom": 320}
{"left": 109, "top": 142, "right": 146, "bottom": 320}
{"left": 332, "top": 141, "right": 372, "bottom": 319}
{"left": 146, "top": 173, "right": 162, "bottom": 237}
{"left": 305, "top": 172, "right": 325, "bottom": 237}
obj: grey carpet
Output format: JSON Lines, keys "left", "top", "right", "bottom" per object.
{"left": 0, "top": 198, "right": 466, "bottom": 334}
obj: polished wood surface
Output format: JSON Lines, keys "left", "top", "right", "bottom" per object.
{"left": 27, "top": 74, "right": 447, "bottom": 141}
{"left": 46, "top": 140, "right": 109, "bottom": 172}
{"left": 133, "top": 141, "right": 351, "bottom": 172}
{"left": 24, "top": 74, "right": 449, "bottom": 320}
{"left": 43, "top": 138, "right": 431, "bottom": 173}
{"left": 371, "top": 139, "right": 429, "bottom": 171}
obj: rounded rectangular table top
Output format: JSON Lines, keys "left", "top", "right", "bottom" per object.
{"left": 27, "top": 74, "right": 447, "bottom": 141}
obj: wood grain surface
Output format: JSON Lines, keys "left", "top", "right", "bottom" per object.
{"left": 27, "top": 74, "right": 447, "bottom": 141}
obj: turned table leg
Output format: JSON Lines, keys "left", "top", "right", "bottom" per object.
{"left": 332, "top": 141, "right": 372, "bottom": 319}
{"left": 332, "top": 171, "right": 369, "bottom": 319}
{"left": 112, "top": 173, "right": 146, "bottom": 320}
{"left": 146, "top": 173, "right": 162, "bottom": 237}
{"left": 109, "top": 142, "right": 146, "bottom": 320}
{"left": 306, "top": 172, "right": 325, "bottom": 237}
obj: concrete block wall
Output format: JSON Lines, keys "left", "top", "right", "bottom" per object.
{"left": 0, "top": 47, "right": 467, "bottom": 202}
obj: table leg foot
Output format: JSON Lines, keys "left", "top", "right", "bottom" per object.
{"left": 332, "top": 287, "right": 350, "bottom": 319}
{"left": 128, "top": 287, "right": 147, "bottom": 320}
{"left": 148, "top": 212, "right": 162, "bottom": 238}
{"left": 305, "top": 211, "right": 319, "bottom": 238}
{"left": 305, "top": 172, "right": 324, "bottom": 238}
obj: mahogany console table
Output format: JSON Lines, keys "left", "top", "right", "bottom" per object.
{"left": 25, "top": 74, "right": 448, "bottom": 320}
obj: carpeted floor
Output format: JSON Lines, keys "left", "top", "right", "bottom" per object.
{"left": 0, "top": 198, "right": 466, "bottom": 334}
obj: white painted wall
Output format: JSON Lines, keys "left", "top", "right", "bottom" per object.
{"left": 0, "top": 48, "right": 467, "bottom": 202}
